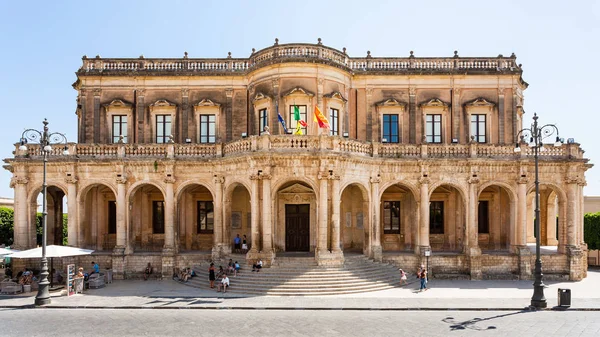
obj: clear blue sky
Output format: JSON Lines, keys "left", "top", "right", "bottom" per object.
{"left": 0, "top": 0, "right": 598, "bottom": 199}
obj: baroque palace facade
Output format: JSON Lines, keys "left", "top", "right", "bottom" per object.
{"left": 5, "top": 39, "right": 591, "bottom": 280}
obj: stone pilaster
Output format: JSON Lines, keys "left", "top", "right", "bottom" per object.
{"left": 212, "top": 175, "right": 225, "bottom": 260}
{"left": 330, "top": 174, "right": 341, "bottom": 252}
{"left": 136, "top": 89, "right": 146, "bottom": 143}
{"left": 452, "top": 88, "right": 461, "bottom": 143}
{"left": 163, "top": 175, "right": 175, "bottom": 252}
{"left": 65, "top": 175, "right": 78, "bottom": 247}
{"left": 409, "top": 86, "right": 416, "bottom": 143}
{"left": 112, "top": 174, "right": 127, "bottom": 279}
{"left": 317, "top": 171, "right": 329, "bottom": 258}
{"left": 370, "top": 175, "right": 382, "bottom": 261}
{"left": 225, "top": 88, "right": 233, "bottom": 141}
{"left": 467, "top": 176, "right": 482, "bottom": 280}
{"left": 418, "top": 176, "right": 430, "bottom": 252}
{"left": 566, "top": 177, "right": 578, "bottom": 247}
{"left": 498, "top": 87, "right": 505, "bottom": 144}
{"left": 567, "top": 245, "right": 584, "bottom": 281}
{"left": 261, "top": 173, "right": 273, "bottom": 254}
{"left": 10, "top": 177, "right": 30, "bottom": 249}
{"left": 517, "top": 245, "right": 532, "bottom": 280}
{"left": 181, "top": 88, "right": 189, "bottom": 142}
{"left": 92, "top": 88, "right": 101, "bottom": 143}
{"left": 78, "top": 88, "right": 87, "bottom": 143}
{"left": 249, "top": 174, "right": 260, "bottom": 257}
{"left": 514, "top": 176, "right": 528, "bottom": 251}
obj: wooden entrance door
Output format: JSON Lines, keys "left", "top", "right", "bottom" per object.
{"left": 285, "top": 204, "right": 310, "bottom": 251}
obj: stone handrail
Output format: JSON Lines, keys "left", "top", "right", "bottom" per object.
{"left": 79, "top": 43, "right": 519, "bottom": 75}
{"left": 12, "top": 139, "right": 584, "bottom": 162}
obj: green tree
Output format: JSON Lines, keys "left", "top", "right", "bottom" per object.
{"left": 0, "top": 207, "right": 14, "bottom": 246}
{"left": 35, "top": 213, "right": 68, "bottom": 246}
{"left": 584, "top": 212, "right": 600, "bottom": 250}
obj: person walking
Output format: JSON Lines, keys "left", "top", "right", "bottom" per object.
{"left": 233, "top": 234, "right": 241, "bottom": 254}
{"left": 419, "top": 266, "right": 428, "bottom": 292}
{"left": 208, "top": 263, "right": 216, "bottom": 288}
{"left": 399, "top": 269, "right": 408, "bottom": 286}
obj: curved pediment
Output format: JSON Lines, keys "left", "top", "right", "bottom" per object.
{"left": 420, "top": 98, "right": 448, "bottom": 108}
{"left": 150, "top": 99, "right": 176, "bottom": 107}
{"left": 323, "top": 91, "right": 347, "bottom": 102}
{"left": 253, "top": 92, "right": 271, "bottom": 102}
{"left": 195, "top": 98, "right": 221, "bottom": 107}
{"left": 465, "top": 97, "right": 496, "bottom": 107}
{"left": 376, "top": 98, "right": 406, "bottom": 107}
{"left": 283, "top": 87, "right": 314, "bottom": 97}
{"left": 103, "top": 99, "right": 132, "bottom": 108}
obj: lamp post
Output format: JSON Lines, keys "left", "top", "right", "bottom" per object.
{"left": 514, "top": 113, "right": 562, "bottom": 309}
{"left": 19, "top": 119, "right": 69, "bottom": 306}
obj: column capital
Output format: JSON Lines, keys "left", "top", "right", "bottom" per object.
{"left": 136, "top": 88, "right": 146, "bottom": 97}
{"left": 328, "top": 174, "right": 341, "bottom": 181}
{"left": 260, "top": 174, "right": 272, "bottom": 180}
{"left": 418, "top": 176, "right": 430, "bottom": 185}
{"left": 409, "top": 86, "right": 417, "bottom": 96}
{"left": 225, "top": 88, "right": 234, "bottom": 98}
{"left": 115, "top": 175, "right": 128, "bottom": 184}
{"left": 578, "top": 178, "right": 587, "bottom": 187}
{"left": 181, "top": 88, "right": 189, "bottom": 97}
{"left": 498, "top": 87, "right": 506, "bottom": 96}
{"left": 250, "top": 174, "right": 260, "bottom": 181}
{"left": 93, "top": 88, "right": 102, "bottom": 96}
{"left": 565, "top": 176, "right": 579, "bottom": 185}
{"left": 164, "top": 176, "right": 176, "bottom": 184}
{"left": 213, "top": 175, "right": 225, "bottom": 184}
{"left": 517, "top": 176, "right": 529, "bottom": 184}
{"left": 452, "top": 87, "right": 462, "bottom": 96}
{"left": 9, "top": 177, "right": 28, "bottom": 188}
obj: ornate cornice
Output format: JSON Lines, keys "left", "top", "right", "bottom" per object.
{"left": 323, "top": 91, "right": 347, "bottom": 102}
{"left": 283, "top": 87, "right": 314, "bottom": 97}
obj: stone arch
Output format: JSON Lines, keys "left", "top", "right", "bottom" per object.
{"left": 27, "top": 183, "right": 68, "bottom": 248}
{"left": 127, "top": 181, "right": 166, "bottom": 252}
{"left": 222, "top": 180, "right": 252, "bottom": 254}
{"left": 379, "top": 180, "right": 419, "bottom": 201}
{"left": 379, "top": 181, "right": 419, "bottom": 253}
{"left": 271, "top": 176, "right": 319, "bottom": 199}
{"left": 340, "top": 182, "right": 371, "bottom": 254}
{"left": 477, "top": 182, "right": 517, "bottom": 251}
{"left": 78, "top": 182, "right": 118, "bottom": 251}
{"left": 525, "top": 182, "right": 566, "bottom": 251}
{"left": 429, "top": 182, "right": 467, "bottom": 252}
{"left": 274, "top": 179, "right": 318, "bottom": 252}
{"left": 78, "top": 180, "right": 118, "bottom": 204}
{"left": 176, "top": 181, "right": 215, "bottom": 252}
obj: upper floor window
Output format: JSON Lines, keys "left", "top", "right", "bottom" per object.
{"left": 197, "top": 201, "right": 214, "bottom": 233}
{"left": 259, "top": 108, "right": 268, "bottom": 134}
{"left": 329, "top": 108, "right": 339, "bottom": 136}
{"left": 152, "top": 201, "right": 165, "bottom": 234}
{"left": 199, "top": 114, "right": 216, "bottom": 143}
{"left": 112, "top": 115, "right": 128, "bottom": 143}
{"left": 470, "top": 114, "right": 486, "bottom": 143}
{"left": 430, "top": 201, "right": 444, "bottom": 234}
{"left": 382, "top": 114, "right": 399, "bottom": 143}
{"left": 383, "top": 201, "right": 401, "bottom": 234}
{"left": 425, "top": 114, "right": 442, "bottom": 143}
{"left": 289, "top": 105, "right": 307, "bottom": 134}
{"left": 156, "top": 115, "right": 172, "bottom": 143}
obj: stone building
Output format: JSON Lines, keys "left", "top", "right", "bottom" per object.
{"left": 5, "top": 39, "right": 591, "bottom": 280}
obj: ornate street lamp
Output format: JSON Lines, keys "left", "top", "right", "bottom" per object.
{"left": 19, "top": 119, "right": 69, "bottom": 306}
{"left": 514, "top": 113, "right": 562, "bottom": 309}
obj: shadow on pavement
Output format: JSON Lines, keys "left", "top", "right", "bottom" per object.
{"left": 442, "top": 310, "right": 531, "bottom": 331}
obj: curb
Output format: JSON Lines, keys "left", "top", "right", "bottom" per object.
{"left": 0, "top": 305, "right": 598, "bottom": 311}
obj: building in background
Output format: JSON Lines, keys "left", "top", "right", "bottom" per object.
{"left": 0, "top": 197, "right": 14, "bottom": 209}
{"left": 4, "top": 40, "right": 592, "bottom": 280}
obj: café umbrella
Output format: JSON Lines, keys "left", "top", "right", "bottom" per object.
{"left": 9, "top": 245, "right": 94, "bottom": 286}
{"left": 0, "top": 247, "right": 19, "bottom": 255}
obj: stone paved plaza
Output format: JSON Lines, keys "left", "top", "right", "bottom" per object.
{"left": 2, "top": 308, "right": 600, "bottom": 337}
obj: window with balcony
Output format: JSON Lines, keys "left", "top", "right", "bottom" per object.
{"left": 199, "top": 114, "right": 216, "bottom": 143}
{"left": 289, "top": 105, "right": 307, "bottom": 134}
{"left": 470, "top": 114, "right": 486, "bottom": 143}
{"left": 197, "top": 201, "right": 214, "bottom": 233}
{"left": 383, "top": 201, "right": 401, "bottom": 234}
{"left": 259, "top": 108, "right": 268, "bottom": 134}
{"left": 430, "top": 201, "right": 444, "bottom": 234}
{"left": 152, "top": 201, "right": 165, "bottom": 234}
{"left": 329, "top": 108, "right": 339, "bottom": 136}
{"left": 156, "top": 115, "right": 172, "bottom": 143}
{"left": 425, "top": 114, "right": 442, "bottom": 143}
{"left": 382, "top": 114, "right": 399, "bottom": 143}
{"left": 111, "top": 115, "right": 128, "bottom": 143}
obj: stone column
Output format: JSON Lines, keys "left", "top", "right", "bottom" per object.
{"left": 10, "top": 177, "right": 29, "bottom": 249}
{"left": 330, "top": 174, "right": 341, "bottom": 253}
{"left": 409, "top": 86, "right": 416, "bottom": 143}
{"left": 163, "top": 175, "right": 175, "bottom": 251}
{"left": 249, "top": 174, "right": 260, "bottom": 255}
{"left": 566, "top": 178, "right": 577, "bottom": 247}
{"left": 418, "top": 177, "right": 430, "bottom": 250}
{"left": 317, "top": 172, "right": 329, "bottom": 255}
{"left": 136, "top": 89, "right": 146, "bottom": 143}
{"left": 452, "top": 88, "right": 461, "bottom": 143}
{"left": 467, "top": 176, "right": 482, "bottom": 280}
{"left": 212, "top": 175, "right": 224, "bottom": 260}
{"left": 546, "top": 194, "right": 558, "bottom": 246}
{"left": 115, "top": 176, "right": 127, "bottom": 251}
{"left": 370, "top": 175, "right": 382, "bottom": 261}
{"left": 66, "top": 175, "right": 78, "bottom": 247}
{"left": 93, "top": 88, "right": 101, "bottom": 143}
{"left": 261, "top": 174, "right": 273, "bottom": 253}
{"left": 498, "top": 87, "right": 505, "bottom": 144}
{"left": 516, "top": 176, "right": 532, "bottom": 279}
{"left": 181, "top": 88, "right": 189, "bottom": 142}
{"left": 225, "top": 88, "right": 233, "bottom": 141}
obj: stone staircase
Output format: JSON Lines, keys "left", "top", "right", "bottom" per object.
{"left": 183, "top": 254, "right": 401, "bottom": 295}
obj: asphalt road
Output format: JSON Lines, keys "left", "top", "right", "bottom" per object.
{"left": 2, "top": 308, "right": 599, "bottom": 337}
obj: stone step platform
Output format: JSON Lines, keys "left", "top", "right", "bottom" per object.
{"left": 183, "top": 255, "right": 401, "bottom": 295}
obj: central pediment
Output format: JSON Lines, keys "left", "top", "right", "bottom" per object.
{"left": 278, "top": 183, "right": 314, "bottom": 194}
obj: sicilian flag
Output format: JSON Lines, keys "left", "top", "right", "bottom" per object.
{"left": 294, "top": 122, "right": 303, "bottom": 135}
{"left": 276, "top": 101, "right": 288, "bottom": 133}
{"left": 313, "top": 105, "right": 330, "bottom": 129}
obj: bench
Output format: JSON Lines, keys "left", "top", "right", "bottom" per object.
{"left": 1, "top": 281, "right": 22, "bottom": 294}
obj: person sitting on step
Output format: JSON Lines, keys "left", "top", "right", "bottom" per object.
{"left": 216, "top": 274, "right": 229, "bottom": 293}
{"left": 252, "top": 259, "right": 263, "bottom": 272}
